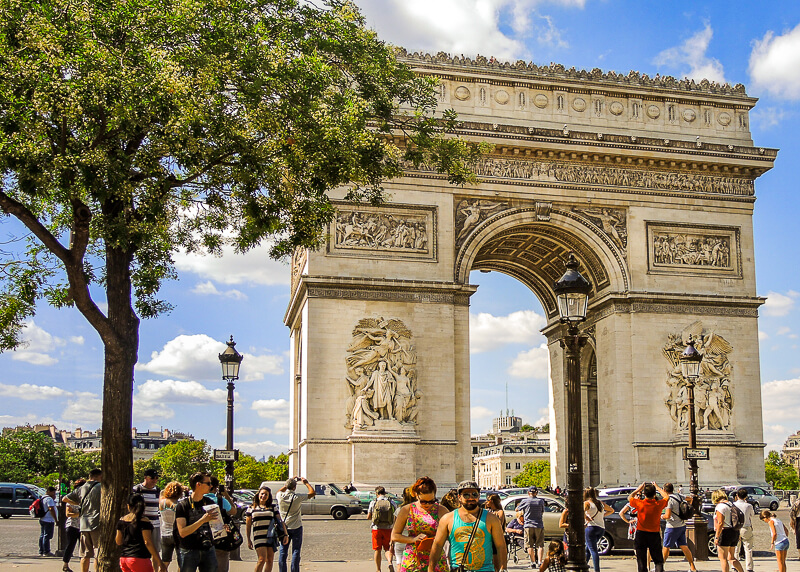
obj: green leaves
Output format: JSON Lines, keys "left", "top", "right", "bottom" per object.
{"left": 765, "top": 450, "right": 799, "bottom": 490}
{"left": 512, "top": 460, "right": 551, "bottom": 488}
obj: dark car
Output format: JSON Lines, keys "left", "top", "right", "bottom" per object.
{"left": 599, "top": 494, "right": 717, "bottom": 556}
{"left": 0, "top": 483, "right": 41, "bottom": 518}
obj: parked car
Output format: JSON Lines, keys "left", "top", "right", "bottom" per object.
{"left": 600, "top": 494, "right": 717, "bottom": 556}
{"left": 348, "top": 491, "right": 401, "bottom": 512}
{"left": 0, "top": 483, "right": 41, "bottom": 518}
{"left": 501, "top": 494, "right": 566, "bottom": 538}
{"left": 722, "top": 486, "right": 779, "bottom": 511}
{"left": 597, "top": 487, "right": 637, "bottom": 497}
{"left": 256, "top": 481, "right": 362, "bottom": 520}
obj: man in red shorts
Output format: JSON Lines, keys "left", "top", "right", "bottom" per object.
{"left": 367, "top": 486, "right": 397, "bottom": 572}
{"left": 628, "top": 482, "right": 670, "bottom": 572}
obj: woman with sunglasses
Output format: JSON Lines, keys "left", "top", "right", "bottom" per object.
{"left": 391, "top": 476, "right": 450, "bottom": 572}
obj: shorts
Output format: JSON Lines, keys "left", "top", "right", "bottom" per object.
{"left": 372, "top": 528, "right": 391, "bottom": 551}
{"left": 79, "top": 529, "right": 101, "bottom": 558}
{"left": 775, "top": 538, "right": 790, "bottom": 552}
{"left": 718, "top": 527, "right": 739, "bottom": 547}
{"left": 119, "top": 557, "right": 155, "bottom": 572}
{"left": 524, "top": 527, "right": 545, "bottom": 550}
{"left": 663, "top": 526, "right": 688, "bottom": 548}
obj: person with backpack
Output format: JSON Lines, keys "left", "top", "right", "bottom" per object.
{"left": 175, "top": 472, "right": 221, "bottom": 572}
{"left": 367, "top": 486, "right": 397, "bottom": 572}
{"left": 661, "top": 482, "right": 698, "bottom": 572}
{"left": 733, "top": 488, "right": 756, "bottom": 572}
{"left": 64, "top": 468, "right": 103, "bottom": 572}
{"left": 712, "top": 489, "right": 745, "bottom": 572}
{"left": 36, "top": 486, "right": 58, "bottom": 557}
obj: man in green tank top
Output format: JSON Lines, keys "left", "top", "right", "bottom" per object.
{"left": 428, "top": 481, "right": 507, "bottom": 572}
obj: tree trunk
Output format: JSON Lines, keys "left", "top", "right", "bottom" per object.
{"left": 95, "top": 246, "right": 139, "bottom": 572}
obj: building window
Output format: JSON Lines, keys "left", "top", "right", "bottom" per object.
{"left": 632, "top": 102, "right": 640, "bottom": 119}
{"left": 557, "top": 95, "right": 565, "bottom": 111}
{"left": 505, "top": 463, "right": 511, "bottom": 470}
{"left": 506, "top": 476, "right": 512, "bottom": 485}
{"left": 515, "top": 463, "right": 521, "bottom": 470}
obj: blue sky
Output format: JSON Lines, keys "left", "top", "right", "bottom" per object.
{"left": 1, "top": 0, "right": 799, "bottom": 458}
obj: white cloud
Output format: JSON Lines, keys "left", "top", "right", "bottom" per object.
{"left": 191, "top": 281, "right": 248, "bottom": 301}
{"left": 471, "top": 405, "right": 495, "bottom": 421}
{"left": 777, "top": 326, "right": 792, "bottom": 336}
{"left": 62, "top": 392, "right": 103, "bottom": 426}
{"left": 137, "top": 334, "right": 283, "bottom": 381}
{"left": 235, "top": 439, "right": 289, "bottom": 458}
{"left": 0, "top": 382, "right": 71, "bottom": 400}
{"left": 761, "top": 377, "right": 800, "bottom": 450}
{"left": 749, "top": 23, "right": 800, "bottom": 99}
{"left": 763, "top": 291, "right": 797, "bottom": 317}
{"left": 10, "top": 320, "right": 82, "bottom": 366}
{"left": 507, "top": 344, "right": 550, "bottom": 379}
{"left": 132, "top": 379, "right": 228, "bottom": 420}
{"left": 221, "top": 426, "right": 276, "bottom": 436}
{"left": 758, "top": 331, "right": 769, "bottom": 341}
{"left": 653, "top": 23, "right": 726, "bottom": 83}
{"left": 174, "top": 242, "right": 290, "bottom": 286}
{"left": 357, "top": 0, "right": 584, "bottom": 61}
{"left": 251, "top": 399, "right": 290, "bottom": 421}
{"left": 750, "top": 107, "right": 791, "bottom": 130}
{"left": 470, "top": 310, "right": 546, "bottom": 353}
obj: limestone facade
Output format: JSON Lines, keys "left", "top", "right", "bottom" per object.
{"left": 474, "top": 438, "right": 551, "bottom": 489}
{"left": 284, "top": 53, "right": 775, "bottom": 489}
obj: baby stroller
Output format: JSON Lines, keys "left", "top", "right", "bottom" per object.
{"left": 505, "top": 532, "right": 525, "bottom": 564}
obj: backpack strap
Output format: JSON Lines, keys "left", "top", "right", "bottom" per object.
{"left": 80, "top": 481, "right": 100, "bottom": 513}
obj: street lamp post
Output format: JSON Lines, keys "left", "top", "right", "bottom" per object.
{"left": 219, "top": 336, "right": 244, "bottom": 492}
{"left": 553, "top": 253, "right": 592, "bottom": 572}
{"left": 680, "top": 336, "right": 708, "bottom": 560}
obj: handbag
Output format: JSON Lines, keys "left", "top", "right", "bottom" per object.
{"left": 212, "top": 496, "right": 244, "bottom": 551}
{"left": 453, "top": 508, "right": 482, "bottom": 572}
{"left": 415, "top": 536, "right": 434, "bottom": 552}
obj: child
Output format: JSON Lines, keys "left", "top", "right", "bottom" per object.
{"left": 539, "top": 540, "right": 567, "bottom": 572}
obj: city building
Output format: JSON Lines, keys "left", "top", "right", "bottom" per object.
{"left": 782, "top": 430, "right": 800, "bottom": 477}
{"left": 474, "top": 435, "right": 551, "bottom": 488}
{"left": 493, "top": 410, "right": 522, "bottom": 434}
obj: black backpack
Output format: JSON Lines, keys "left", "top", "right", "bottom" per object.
{"left": 675, "top": 495, "right": 693, "bottom": 520}
{"left": 728, "top": 502, "right": 744, "bottom": 530}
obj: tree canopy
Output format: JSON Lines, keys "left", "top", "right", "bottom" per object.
{"left": 512, "top": 460, "right": 551, "bottom": 488}
{"left": 0, "top": 429, "right": 101, "bottom": 484}
{"left": 0, "top": 1, "right": 481, "bottom": 568}
{"left": 765, "top": 450, "right": 799, "bottom": 490}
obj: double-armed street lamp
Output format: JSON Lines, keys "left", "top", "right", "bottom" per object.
{"left": 219, "top": 336, "right": 244, "bottom": 491}
{"left": 553, "top": 252, "right": 592, "bottom": 572}
{"left": 680, "top": 336, "right": 709, "bottom": 559}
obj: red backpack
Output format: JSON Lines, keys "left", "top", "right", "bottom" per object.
{"left": 29, "top": 497, "right": 46, "bottom": 519}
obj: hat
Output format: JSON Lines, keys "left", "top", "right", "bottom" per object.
{"left": 457, "top": 480, "right": 480, "bottom": 493}
{"left": 144, "top": 469, "right": 159, "bottom": 478}
{"left": 528, "top": 486, "right": 539, "bottom": 493}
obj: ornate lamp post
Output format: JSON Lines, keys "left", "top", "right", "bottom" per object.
{"left": 680, "top": 336, "right": 708, "bottom": 559}
{"left": 219, "top": 336, "right": 243, "bottom": 491}
{"left": 553, "top": 252, "right": 592, "bottom": 572}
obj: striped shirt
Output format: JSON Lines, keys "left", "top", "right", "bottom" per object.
{"left": 133, "top": 484, "right": 161, "bottom": 528}
{"left": 246, "top": 505, "right": 280, "bottom": 548}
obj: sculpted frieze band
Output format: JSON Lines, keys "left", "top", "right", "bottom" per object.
{"left": 403, "top": 157, "right": 754, "bottom": 197}
{"left": 664, "top": 322, "right": 734, "bottom": 432}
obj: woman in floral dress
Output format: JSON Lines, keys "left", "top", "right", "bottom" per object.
{"left": 391, "top": 477, "right": 450, "bottom": 572}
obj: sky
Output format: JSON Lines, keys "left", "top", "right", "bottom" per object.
{"left": 1, "top": 0, "right": 800, "bottom": 460}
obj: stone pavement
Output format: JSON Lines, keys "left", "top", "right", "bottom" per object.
{"left": 3, "top": 554, "right": 800, "bottom": 571}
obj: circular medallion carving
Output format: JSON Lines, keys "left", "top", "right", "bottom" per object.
{"left": 494, "top": 90, "right": 509, "bottom": 105}
{"left": 533, "top": 94, "right": 548, "bottom": 109}
{"left": 683, "top": 109, "right": 697, "bottom": 123}
{"left": 609, "top": 102, "right": 624, "bottom": 116}
{"left": 646, "top": 105, "right": 661, "bottom": 119}
{"left": 572, "top": 97, "right": 586, "bottom": 112}
{"left": 454, "top": 86, "right": 471, "bottom": 101}
{"left": 718, "top": 112, "right": 732, "bottom": 126}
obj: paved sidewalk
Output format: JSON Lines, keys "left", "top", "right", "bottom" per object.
{"left": 3, "top": 554, "right": 800, "bottom": 571}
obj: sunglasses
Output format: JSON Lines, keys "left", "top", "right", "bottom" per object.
{"left": 419, "top": 498, "right": 438, "bottom": 505}
{"left": 459, "top": 492, "right": 480, "bottom": 499}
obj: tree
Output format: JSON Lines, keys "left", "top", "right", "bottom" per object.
{"left": 765, "top": 451, "right": 799, "bottom": 490}
{"left": 0, "top": 429, "right": 61, "bottom": 481}
{"left": 234, "top": 452, "right": 289, "bottom": 488}
{"left": 512, "top": 460, "right": 551, "bottom": 488}
{"left": 0, "top": 1, "right": 481, "bottom": 569}
{"left": 148, "top": 440, "right": 222, "bottom": 487}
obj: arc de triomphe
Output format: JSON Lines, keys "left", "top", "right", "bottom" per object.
{"left": 284, "top": 53, "right": 775, "bottom": 488}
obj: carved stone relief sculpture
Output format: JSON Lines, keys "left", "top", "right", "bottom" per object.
{"left": 647, "top": 222, "right": 740, "bottom": 277}
{"left": 454, "top": 198, "right": 509, "bottom": 247}
{"left": 663, "top": 321, "right": 734, "bottom": 432}
{"left": 344, "top": 318, "right": 419, "bottom": 430}
{"left": 329, "top": 203, "right": 436, "bottom": 261}
{"left": 573, "top": 207, "right": 627, "bottom": 251}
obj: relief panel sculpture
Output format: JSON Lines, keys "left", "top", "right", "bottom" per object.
{"left": 329, "top": 203, "right": 436, "bottom": 261}
{"left": 454, "top": 198, "right": 509, "bottom": 247}
{"left": 344, "top": 318, "right": 419, "bottom": 430}
{"left": 663, "top": 322, "right": 734, "bottom": 432}
{"left": 572, "top": 207, "right": 627, "bottom": 251}
{"left": 647, "top": 222, "right": 741, "bottom": 278}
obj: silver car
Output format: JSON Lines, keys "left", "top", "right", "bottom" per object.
{"left": 725, "top": 486, "right": 780, "bottom": 511}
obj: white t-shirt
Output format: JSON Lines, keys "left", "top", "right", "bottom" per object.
{"left": 41, "top": 495, "right": 57, "bottom": 523}
{"left": 277, "top": 490, "right": 309, "bottom": 530}
{"left": 733, "top": 499, "right": 754, "bottom": 528}
{"left": 715, "top": 502, "right": 732, "bottom": 528}
{"left": 665, "top": 495, "right": 685, "bottom": 529}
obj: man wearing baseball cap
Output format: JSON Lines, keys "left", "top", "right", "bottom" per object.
{"left": 515, "top": 486, "right": 545, "bottom": 568}
{"left": 428, "top": 481, "right": 507, "bottom": 572}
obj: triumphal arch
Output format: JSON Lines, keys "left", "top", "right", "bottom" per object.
{"left": 284, "top": 52, "right": 776, "bottom": 488}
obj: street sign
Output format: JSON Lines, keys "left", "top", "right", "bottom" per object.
{"left": 213, "top": 449, "right": 239, "bottom": 462}
{"left": 683, "top": 447, "right": 709, "bottom": 460}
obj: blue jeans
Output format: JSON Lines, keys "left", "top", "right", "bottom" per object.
{"left": 39, "top": 520, "right": 55, "bottom": 554}
{"left": 278, "top": 526, "right": 303, "bottom": 572}
{"left": 179, "top": 547, "right": 217, "bottom": 572}
{"left": 585, "top": 525, "right": 605, "bottom": 572}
